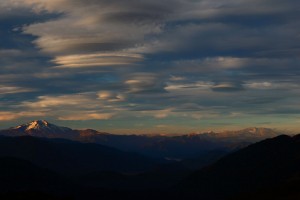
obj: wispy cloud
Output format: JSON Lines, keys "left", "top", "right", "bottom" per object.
{"left": 125, "top": 73, "right": 166, "bottom": 94}
{"left": 97, "top": 91, "right": 126, "bottom": 102}
{"left": 21, "top": 94, "right": 99, "bottom": 109}
{"left": 0, "top": 85, "right": 35, "bottom": 95}
{"left": 0, "top": 111, "right": 46, "bottom": 121}
{"left": 53, "top": 53, "right": 144, "bottom": 68}
{"left": 58, "top": 112, "right": 114, "bottom": 121}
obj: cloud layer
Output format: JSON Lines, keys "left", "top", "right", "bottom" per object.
{"left": 1, "top": 0, "right": 300, "bottom": 132}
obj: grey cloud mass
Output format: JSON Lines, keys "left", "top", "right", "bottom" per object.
{"left": 0, "top": 0, "right": 300, "bottom": 132}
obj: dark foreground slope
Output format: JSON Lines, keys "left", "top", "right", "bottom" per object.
{"left": 1, "top": 134, "right": 300, "bottom": 200}
{"left": 0, "top": 157, "right": 69, "bottom": 192}
{"left": 0, "top": 136, "right": 160, "bottom": 175}
{"left": 0, "top": 157, "right": 78, "bottom": 199}
{"left": 177, "top": 134, "right": 300, "bottom": 200}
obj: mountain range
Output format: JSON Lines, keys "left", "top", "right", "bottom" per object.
{"left": 0, "top": 120, "right": 283, "bottom": 159}
{"left": 0, "top": 120, "right": 298, "bottom": 199}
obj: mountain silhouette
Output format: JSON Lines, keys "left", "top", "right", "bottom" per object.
{"left": 177, "top": 134, "right": 300, "bottom": 200}
{"left": 0, "top": 120, "right": 282, "bottom": 159}
{"left": 0, "top": 156, "right": 77, "bottom": 199}
{"left": 0, "top": 136, "right": 160, "bottom": 175}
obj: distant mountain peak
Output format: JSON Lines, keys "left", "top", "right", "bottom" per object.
{"left": 25, "top": 120, "right": 50, "bottom": 131}
{"left": 11, "top": 120, "right": 73, "bottom": 135}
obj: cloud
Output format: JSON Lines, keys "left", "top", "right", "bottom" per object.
{"left": 165, "top": 81, "right": 213, "bottom": 91}
{"left": 1, "top": 0, "right": 300, "bottom": 132}
{"left": 153, "top": 109, "right": 171, "bottom": 119}
{"left": 0, "top": 85, "right": 35, "bottom": 95}
{"left": 18, "top": 93, "right": 97, "bottom": 110}
{"left": 21, "top": 94, "right": 99, "bottom": 109}
{"left": 53, "top": 53, "right": 143, "bottom": 68}
{"left": 0, "top": 111, "right": 46, "bottom": 121}
{"left": 19, "top": 0, "right": 169, "bottom": 68}
{"left": 16, "top": 93, "right": 124, "bottom": 121}
{"left": 166, "top": 80, "right": 246, "bottom": 93}
{"left": 245, "top": 81, "right": 299, "bottom": 90}
{"left": 20, "top": 0, "right": 299, "bottom": 67}
{"left": 169, "top": 75, "right": 186, "bottom": 81}
{"left": 97, "top": 91, "right": 126, "bottom": 102}
{"left": 125, "top": 73, "right": 167, "bottom": 94}
{"left": 6, "top": 0, "right": 300, "bottom": 62}
{"left": 58, "top": 112, "right": 114, "bottom": 120}
{"left": 212, "top": 82, "right": 245, "bottom": 92}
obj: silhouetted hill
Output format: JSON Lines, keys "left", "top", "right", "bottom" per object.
{"left": 0, "top": 192, "right": 68, "bottom": 200}
{"left": 231, "top": 177, "right": 300, "bottom": 200}
{"left": 177, "top": 134, "right": 300, "bottom": 200}
{"left": 0, "top": 136, "right": 160, "bottom": 175}
{"left": 76, "top": 162, "right": 190, "bottom": 190}
{"left": 0, "top": 132, "right": 298, "bottom": 199}
{"left": 180, "top": 149, "right": 229, "bottom": 170}
{"left": 0, "top": 157, "right": 76, "bottom": 199}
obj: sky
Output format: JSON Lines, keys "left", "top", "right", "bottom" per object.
{"left": 0, "top": 0, "right": 300, "bottom": 134}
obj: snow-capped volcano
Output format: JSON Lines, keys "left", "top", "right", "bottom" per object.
{"left": 1, "top": 120, "right": 75, "bottom": 138}
{"left": 23, "top": 120, "right": 50, "bottom": 131}
{"left": 0, "top": 120, "right": 106, "bottom": 139}
{"left": 12, "top": 120, "right": 73, "bottom": 134}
